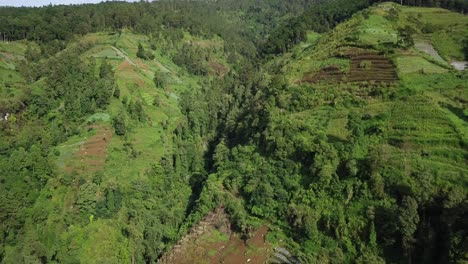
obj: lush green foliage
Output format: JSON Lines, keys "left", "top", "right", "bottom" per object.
{"left": 0, "top": 1, "right": 466, "bottom": 264}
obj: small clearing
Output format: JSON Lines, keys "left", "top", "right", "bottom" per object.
{"left": 209, "top": 60, "right": 228, "bottom": 76}
{"left": 63, "top": 125, "right": 112, "bottom": 174}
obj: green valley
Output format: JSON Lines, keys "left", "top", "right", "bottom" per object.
{"left": 0, "top": 0, "right": 467, "bottom": 263}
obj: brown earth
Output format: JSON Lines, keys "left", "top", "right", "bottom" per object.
{"left": 348, "top": 51, "right": 398, "bottom": 83}
{"left": 118, "top": 60, "right": 132, "bottom": 71}
{"left": 158, "top": 208, "right": 271, "bottom": 264}
{"left": 64, "top": 125, "right": 112, "bottom": 174}
{"left": 210, "top": 60, "right": 228, "bottom": 77}
{"left": 301, "top": 65, "right": 345, "bottom": 84}
{"left": 301, "top": 49, "right": 398, "bottom": 85}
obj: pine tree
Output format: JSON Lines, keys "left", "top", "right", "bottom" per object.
{"left": 399, "top": 196, "right": 420, "bottom": 261}
{"left": 99, "top": 58, "right": 113, "bottom": 79}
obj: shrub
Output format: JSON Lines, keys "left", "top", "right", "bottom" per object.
{"left": 136, "top": 43, "right": 154, "bottom": 60}
{"left": 359, "top": 60, "right": 372, "bottom": 69}
{"left": 112, "top": 112, "right": 127, "bottom": 136}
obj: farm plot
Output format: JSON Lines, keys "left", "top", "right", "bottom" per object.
{"left": 347, "top": 51, "right": 398, "bottom": 83}
{"left": 301, "top": 65, "right": 346, "bottom": 84}
{"left": 59, "top": 125, "right": 113, "bottom": 174}
{"left": 300, "top": 50, "right": 398, "bottom": 84}
{"left": 396, "top": 56, "right": 447, "bottom": 75}
{"left": 414, "top": 39, "right": 446, "bottom": 63}
{"left": 93, "top": 48, "right": 123, "bottom": 60}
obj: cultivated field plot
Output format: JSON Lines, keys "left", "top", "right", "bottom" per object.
{"left": 414, "top": 39, "right": 446, "bottom": 63}
{"left": 326, "top": 110, "right": 350, "bottom": 142}
{"left": 301, "top": 65, "right": 346, "bottom": 84}
{"left": 347, "top": 51, "right": 398, "bottom": 83}
{"left": 57, "top": 125, "right": 112, "bottom": 174}
{"left": 402, "top": 6, "right": 468, "bottom": 61}
{"left": 396, "top": 56, "right": 447, "bottom": 75}
{"left": 386, "top": 96, "right": 466, "bottom": 178}
{"left": 357, "top": 15, "right": 398, "bottom": 47}
{"left": 93, "top": 48, "right": 123, "bottom": 59}
{"left": 301, "top": 49, "right": 398, "bottom": 84}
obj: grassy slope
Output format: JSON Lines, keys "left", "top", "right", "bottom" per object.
{"left": 57, "top": 32, "right": 199, "bottom": 262}
{"left": 401, "top": 6, "right": 468, "bottom": 61}
{"left": 297, "top": 2, "right": 467, "bottom": 181}
{"left": 0, "top": 41, "right": 26, "bottom": 100}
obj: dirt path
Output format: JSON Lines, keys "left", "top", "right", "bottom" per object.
{"left": 112, "top": 46, "right": 136, "bottom": 66}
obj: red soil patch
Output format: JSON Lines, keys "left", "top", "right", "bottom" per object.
{"left": 209, "top": 60, "right": 228, "bottom": 77}
{"left": 159, "top": 208, "right": 271, "bottom": 264}
{"left": 64, "top": 125, "right": 112, "bottom": 174}
{"left": 118, "top": 60, "right": 132, "bottom": 71}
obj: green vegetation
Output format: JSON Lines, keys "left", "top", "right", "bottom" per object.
{"left": 0, "top": 1, "right": 467, "bottom": 264}
{"left": 396, "top": 56, "right": 448, "bottom": 74}
{"left": 358, "top": 14, "right": 398, "bottom": 46}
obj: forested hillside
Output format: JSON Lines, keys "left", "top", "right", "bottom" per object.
{"left": 0, "top": 0, "right": 467, "bottom": 263}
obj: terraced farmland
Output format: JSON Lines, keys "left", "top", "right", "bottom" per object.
{"left": 58, "top": 125, "right": 113, "bottom": 174}
{"left": 301, "top": 50, "right": 398, "bottom": 84}
{"left": 301, "top": 65, "right": 345, "bottom": 83}
{"left": 347, "top": 51, "right": 398, "bottom": 83}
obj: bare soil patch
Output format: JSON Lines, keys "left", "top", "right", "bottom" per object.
{"left": 301, "top": 49, "right": 398, "bottom": 85}
{"left": 209, "top": 60, "right": 228, "bottom": 77}
{"left": 347, "top": 51, "right": 398, "bottom": 83}
{"left": 64, "top": 125, "right": 112, "bottom": 173}
{"left": 118, "top": 60, "right": 132, "bottom": 71}
{"left": 301, "top": 65, "right": 345, "bottom": 84}
{"left": 451, "top": 61, "right": 467, "bottom": 71}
